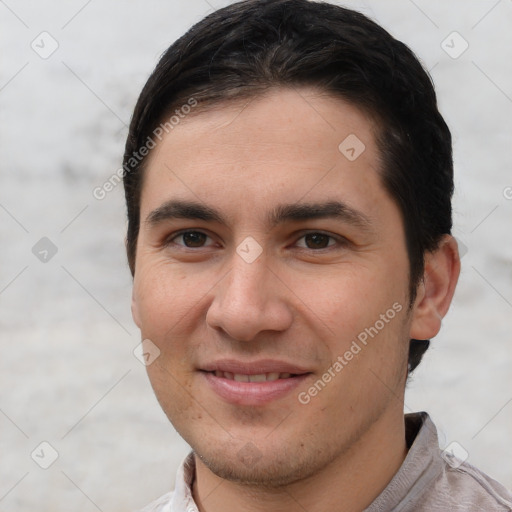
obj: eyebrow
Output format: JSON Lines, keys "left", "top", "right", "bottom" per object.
{"left": 145, "top": 199, "right": 373, "bottom": 231}
{"left": 146, "top": 200, "right": 225, "bottom": 226}
{"left": 268, "top": 201, "right": 372, "bottom": 231}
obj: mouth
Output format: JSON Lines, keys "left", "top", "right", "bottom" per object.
{"left": 198, "top": 360, "right": 312, "bottom": 405}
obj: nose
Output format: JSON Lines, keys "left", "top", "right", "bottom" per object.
{"left": 206, "top": 255, "right": 294, "bottom": 342}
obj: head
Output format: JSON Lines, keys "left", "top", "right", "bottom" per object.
{"left": 125, "top": 0, "right": 459, "bottom": 487}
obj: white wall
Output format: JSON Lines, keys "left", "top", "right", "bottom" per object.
{"left": 0, "top": 1, "right": 510, "bottom": 510}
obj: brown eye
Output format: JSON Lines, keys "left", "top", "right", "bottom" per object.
{"left": 182, "top": 231, "right": 207, "bottom": 247}
{"left": 169, "top": 231, "right": 211, "bottom": 248}
{"left": 300, "top": 233, "right": 335, "bottom": 249}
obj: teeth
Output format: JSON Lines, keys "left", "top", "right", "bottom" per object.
{"left": 214, "top": 371, "right": 295, "bottom": 381}
{"left": 248, "top": 374, "right": 266, "bottom": 382}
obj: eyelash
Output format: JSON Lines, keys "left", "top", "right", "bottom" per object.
{"left": 165, "top": 230, "right": 346, "bottom": 251}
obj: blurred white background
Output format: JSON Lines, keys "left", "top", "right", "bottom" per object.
{"left": 0, "top": 0, "right": 511, "bottom": 510}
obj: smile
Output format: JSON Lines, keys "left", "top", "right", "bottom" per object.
{"left": 199, "top": 360, "right": 312, "bottom": 406}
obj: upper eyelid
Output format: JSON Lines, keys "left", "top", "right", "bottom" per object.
{"left": 294, "top": 229, "right": 342, "bottom": 238}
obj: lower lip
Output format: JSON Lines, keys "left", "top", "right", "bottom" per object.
{"left": 201, "top": 371, "right": 310, "bottom": 406}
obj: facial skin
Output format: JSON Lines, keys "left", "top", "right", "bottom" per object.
{"left": 131, "top": 88, "right": 460, "bottom": 512}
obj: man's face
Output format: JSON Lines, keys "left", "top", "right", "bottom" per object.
{"left": 132, "top": 88, "right": 413, "bottom": 485}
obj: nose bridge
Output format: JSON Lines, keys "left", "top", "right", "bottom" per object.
{"left": 222, "top": 254, "right": 271, "bottom": 315}
{"left": 206, "top": 252, "right": 293, "bottom": 341}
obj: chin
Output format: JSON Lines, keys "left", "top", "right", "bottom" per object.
{"left": 197, "top": 452, "right": 312, "bottom": 487}
{"left": 190, "top": 435, "right": 333, "bottom": 488}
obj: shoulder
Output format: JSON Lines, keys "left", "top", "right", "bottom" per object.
{"left": 428, "top": 459, "right": 512, "bottom": 511}
{"left": 369, "top": 413, "right": 512, "bottom": 512}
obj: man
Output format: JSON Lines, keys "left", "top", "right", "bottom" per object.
{"left": 123, "top": 1, "right": 512, "bottom": 510}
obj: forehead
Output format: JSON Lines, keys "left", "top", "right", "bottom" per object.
{"left": 140, "top": 87, "right": 388, "bottom": 224}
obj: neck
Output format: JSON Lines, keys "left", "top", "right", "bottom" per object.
{"left": 192, "top": 408, "right": 408, "bottom": 512}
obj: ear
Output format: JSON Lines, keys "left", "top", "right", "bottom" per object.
{"left": 131, "top": 286, "right": 142, "bottom": 329}
{"left": 409, "top": 235, "right": 461, "bottom": 340}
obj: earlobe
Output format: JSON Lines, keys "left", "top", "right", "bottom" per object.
{"left": 409, "top": 235, "right": 461, "bottom": 340}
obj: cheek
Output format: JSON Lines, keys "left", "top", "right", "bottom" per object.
{"left": 283, "top": 261, "right": 406, "bottom": 340}
{"left": 133, "top": 259, "right": 205, "bottom": 338}
{"left": 135, "top": 264, "right": 201, "bottom": 412}
{"left": 145, "top": 354, "right": 199, "bottom": 432}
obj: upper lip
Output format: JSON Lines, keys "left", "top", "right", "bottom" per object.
{"left": 199, "top": 359, "right": 311, "bottom": 375}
